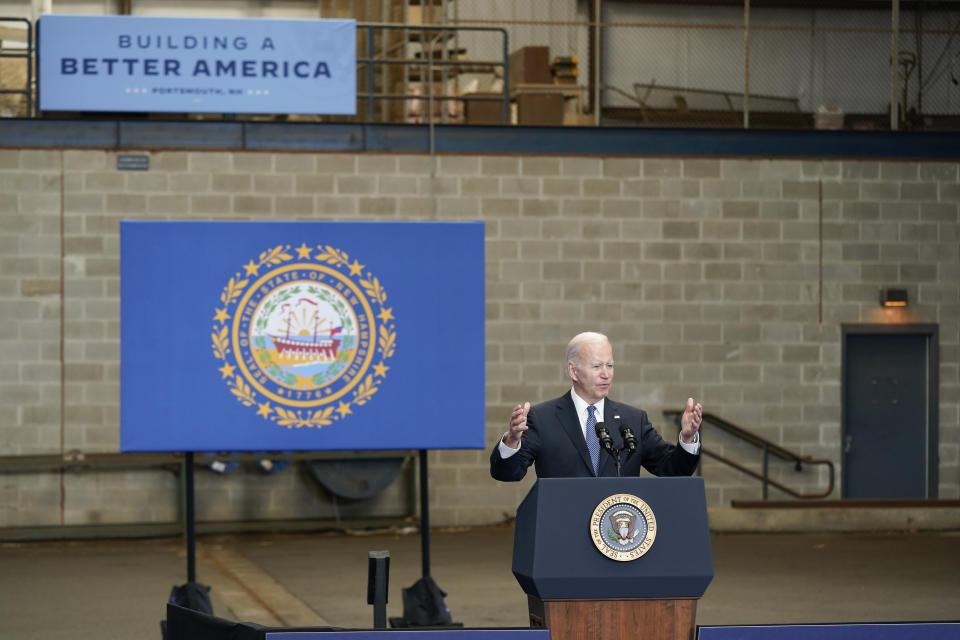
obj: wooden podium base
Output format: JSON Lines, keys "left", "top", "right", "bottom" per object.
{"left": 527, "top": 595, "right": 698, "bottom": 640}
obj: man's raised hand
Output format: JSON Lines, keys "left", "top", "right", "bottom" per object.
{"left": 504, "top": 402, "right": 531, "bottom": 449}
{"left": 680, "top": 397, "right": 703, "bottom": 444}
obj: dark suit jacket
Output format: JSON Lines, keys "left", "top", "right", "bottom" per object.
{"left": 490, "top": 392, "right": 699, "bottom": 481}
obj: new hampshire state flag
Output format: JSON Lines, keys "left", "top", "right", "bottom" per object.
{"left": 121, "top": 221, "right": 485, "bottom": 452}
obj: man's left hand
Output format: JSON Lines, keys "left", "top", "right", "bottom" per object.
{"left": 680, "top": 397, "right": 703, "bottom": 444}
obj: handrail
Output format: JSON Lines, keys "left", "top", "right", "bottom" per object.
{"left": 356, "top": 23, "right": 509, "bottom": 124}
{"left": 2, "top": 17, "right": 508, "bottom": 123}
{"left": 663, "top": 410, "right": 835, "bottom": 500}
{"left": 0, "top": 449, "right": 413, "bottom": 473}
{"left": 0, "top": 17, "right": 33, "bottom": 117}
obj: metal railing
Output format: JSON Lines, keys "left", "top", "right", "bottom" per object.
{"left": 664, "top": 410, "right": 835, "bottom": 500}
{"left": 357, "top": 23, "right": 509, "bottom": 124}
{"left": 0, "top": 450, "right": 417, "bottom": 541}
{"left": 0, "top": 18, "right": 508, "bottom": 124}
{"left": 0, "top": 17, "right": 32, "bottom": 117}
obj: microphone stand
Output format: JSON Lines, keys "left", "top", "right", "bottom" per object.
{"left": 596, "top": 422, "right": 623, "bottom": 477}
{"left": 596, "top": 423, "right": 638, "bottom": 477}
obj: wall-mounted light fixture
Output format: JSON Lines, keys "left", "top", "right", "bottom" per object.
{"left": 880, "top": 287, "right": 908, "bottom": 307}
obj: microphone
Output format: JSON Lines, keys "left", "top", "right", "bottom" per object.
{"left": 595, "top": 422, "right": 615, "bottom": 456}
{"left": 619, "top": 424, "right": 638, "bottom": 454}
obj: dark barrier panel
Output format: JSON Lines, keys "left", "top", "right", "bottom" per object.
{"left": 166, "top": 605, "right": 550, "bottom": 640}
{"left": 267, "top": 632, "right": 549, "bottom": 640}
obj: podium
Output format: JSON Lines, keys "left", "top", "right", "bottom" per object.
{"left": 512, "top": 477, "right": 713, "bottom": 640}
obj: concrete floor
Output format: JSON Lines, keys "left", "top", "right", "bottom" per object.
{"left": 1, "top": 525, "right": 958, "bottom": 640}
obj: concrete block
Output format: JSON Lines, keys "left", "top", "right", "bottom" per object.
{"left": 169, "top": 173, "right": 211, "bottom": 193}
{"left": 661, "top": 179, "right": 700, "bottom": 199}
{"left": 583, "top": 178, "right": 620, "bottom": 197}
{"left": 622, "top": 178, "right": 661, "bottom": 198}
{"left": 233, "top": 153, "right": 275, "bottom": 173}
{"left": 683, "top": 159, "right": 721, "bottom": 178}
{"left": 842, "top": 161, "right": 879, "bottom": 179}
{"left": 151, "top": 152, "right": 188, "bottom": 171}
{"left": 900, "top": 182, "right": 938, "bottom": 201}
{"left": 210, "top": 173, "right": 251, "bottom": 193}
{"left": 82, "top": 172, "right": 126, "bottom": 193}
{"left": 20, "top": 150, "right": 61, "bottom": 171}
{"left": 742, "top": 179, "right": 781, "bottom": 199}
{"left": 234, "top": 195, "right": 272, "bottom": 215}
{"left": 519, "top": 157, "right": 559, "bottom": 176}
{"left": 440, "top": 156, "right": 481, "bottom": 175}
{"left": 103, "top": 194, "right": 146, "bottom": 215}
{"left": 20, "top": 279, "right": 60, "bottom": 297}
{"left": 541, "top": 177, "right": 580, "bottom": 197}
{"left": 190, "top": 195, "right": 231, "bottom": 215}
{"left": 377, "top": 176, "right": 418, "bottom": 195}
{"left": 643, "top": 158, "right": 682, "bottom": 177}
{"left": 358, "top": 196, "right": 398, "bottom": 215}
{"left": 601, "top": 198, "right": 640, "bottom": 217}
{"left": 315, "top": 155, "right": 356, "bottom": 174}
{"left": 482, "top": 156, "right": 521, "bottom": 175}
{"left": 146, "top": 195, "right": 189, "bottom": 215}
{"left": 782, "top": 181, "right": 819, "bottom": 199}
{"left": 189, "top": 152, "right": 232, "bottom": 172}
{"left": 662, "top": 220, "right": 700, "bottom": 239}
{"left": 722, "top": 201, "right": 759, "bottom": 219}
{"left": 521, "top": 199, "right": 559, "bottom": 217}
{"left": 861, "top": 181, "right": 899, "bottom": 201}
{"left": 643, "top": 242, "right": 681, "bottom": 260}
{"left": 880, "top": 161, "right": 919, "bottom": 180}
{"left": 274, "top": 196, "right": 315, "bottom": 216}
{"left": 254, "top": 175, "right": 294, "bottom": 194}
{"left": 358, "top": 155, "right": 398, "bottom": 174}
{"left": 602, "top": 157, "right": 640, "bottom": 177}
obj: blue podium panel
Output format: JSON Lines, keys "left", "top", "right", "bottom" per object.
{"left": 698, "top": 623, "right": 960, "bottom": 640}
{"left": 512, "top": 477, "right": 713, "bottom": 600}
{"left": 121, "top": 221, "right": 484, "bottom": 452}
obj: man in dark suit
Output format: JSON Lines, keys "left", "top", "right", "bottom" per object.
{"left": 491, "top": 331, "right": 702, "bottom": 481}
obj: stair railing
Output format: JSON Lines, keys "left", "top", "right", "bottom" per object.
{"left": 663, "top": 410, "right": 835, "bottom": 500}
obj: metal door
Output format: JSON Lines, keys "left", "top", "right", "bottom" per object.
{"left": 841, "top": 325, "right": 938, "bottom": 499}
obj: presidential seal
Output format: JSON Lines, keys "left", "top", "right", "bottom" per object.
{"left": 590, "top": 493, "right": 657, "bottom": 562}
{"left": 211, "top": 244, "right": 395, "bottom": 429}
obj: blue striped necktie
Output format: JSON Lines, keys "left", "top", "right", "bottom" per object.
{"left": 585, "top": 405, "right": 599, "bottom": 475}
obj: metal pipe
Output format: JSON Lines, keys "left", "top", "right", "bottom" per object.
{"left": 367, "top": 25, "right": 375, "bottom": 122}
{"left": 762, "top": 442, "right": 769, "bottom": 500}
{"left": 593, "top": 0, "right": 601, "bottom": 126}
{"left": 185, "top": 452, "right": 196, "bottom": 583}
{"left": 891, "top": 0, "right": 900, "bottom": 130}
{"left": 419, "top": 449, "right": 431, "bottom": 578}
{"left": 744, "top": 0, "right": 751, "bottom": 129}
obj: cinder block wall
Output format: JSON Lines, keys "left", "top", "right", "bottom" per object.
{"left": 1, "top": 149, "right": 958, "bottom": 529}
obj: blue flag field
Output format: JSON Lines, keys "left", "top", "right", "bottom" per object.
{"left": 121, "top": 221, "right": 485, "bottom": 452}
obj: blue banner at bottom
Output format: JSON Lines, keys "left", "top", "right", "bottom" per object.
{"left": 699, "top": 622, "right": 959, "bottom": 640}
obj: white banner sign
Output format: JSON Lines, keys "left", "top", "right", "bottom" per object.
{"left": 39, "top": 15, "right": 356, "bottom": 114}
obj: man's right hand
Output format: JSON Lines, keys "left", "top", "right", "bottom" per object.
{"left": 503, "top": 402, "right": 530, "bottom": 449}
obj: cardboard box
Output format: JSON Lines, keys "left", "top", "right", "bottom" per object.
{"left": 464, "top": 92, "right": 506, "bottom": 125}
{"left": 509, "top": 46, "right": 551, "bottom": 85}
{"left": 516, "top": 93, "right": 564, "bottom": 126}
{"left": 563, "top": 112, "right": 594, "bottom": 127}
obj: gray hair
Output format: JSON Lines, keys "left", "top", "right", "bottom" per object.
{"left": 565, "top": 331, "right": 610, "bottom": 371}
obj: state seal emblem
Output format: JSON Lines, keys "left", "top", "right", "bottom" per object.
{"left": 590, "top": 493, "right": 657, "bottom": 561}
{"left": 211, "top": 244, "right": 395, "bottom": 429}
